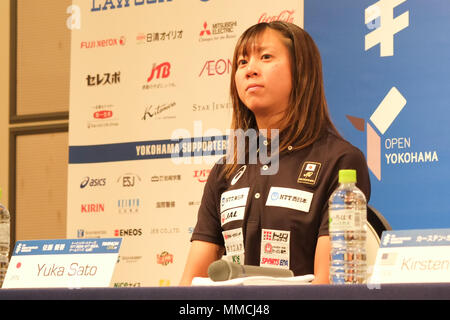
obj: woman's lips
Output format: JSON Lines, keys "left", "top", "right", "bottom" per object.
{"left": 246, "top": 84, "right": 264, "bottom": 92}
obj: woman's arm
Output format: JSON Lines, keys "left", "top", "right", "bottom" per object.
{"left": 179, "top": 240, "right": 224, "bottom": 286}
{"left": 312, "top": 235, "right": 330, "bottom": 284}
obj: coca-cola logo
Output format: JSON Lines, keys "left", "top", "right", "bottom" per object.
{"left": 258, "top": 10, "right": 295, "bottom": 23}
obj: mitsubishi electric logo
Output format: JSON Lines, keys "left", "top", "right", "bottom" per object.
{"left": 365, "top": 0, "right": 409, "bottom": 57}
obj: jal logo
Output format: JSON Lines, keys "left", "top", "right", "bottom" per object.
{"left": 94, "top": 110, "right": 113, "bottom": 119}
{"left": 148, "top": 62, "right": 171, "bottom": 82}
{"left": 221, "top": 210, "right": 238, "bottom": 224}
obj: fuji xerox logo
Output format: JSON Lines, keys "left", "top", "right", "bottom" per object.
{"left": 365, "top": 0, "right": 409, "bottom": 57}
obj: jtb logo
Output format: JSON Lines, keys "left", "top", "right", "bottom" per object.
{"left": 148, "top": 62, "right": 171, "bottom": 82}
{"left": 365, "top": 0, "right": 409, "bottom": 57}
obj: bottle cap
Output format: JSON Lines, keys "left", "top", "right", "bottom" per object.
{"left": 339, "top": 169, "right": 357, "bottom": 183}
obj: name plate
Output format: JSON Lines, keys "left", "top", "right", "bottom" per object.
{"left": 2, "top": 238, "right": 122, "bottom": 288}
{"left": 369, "top": 229, "right": 450, "bottom": 284}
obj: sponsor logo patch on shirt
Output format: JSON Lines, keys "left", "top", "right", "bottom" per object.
{"left": 221, "top": 207, "right": 245, "bottom": 226}
{"left": 265, "top": 187, "right": 313, "bottom": 213}
{"left": 260, "top": 229, "right": 290, "bottom": 269}
{"left": 222, "top": 228, "right": 245, "bottom": 265}
{"left": 230, "top": 165, "right": 246, "bottom": 186}
{"left": 297, "top": 161, "right": 322, "bottom": 186}
{"left": 220, "top": 187, "right": 250, "bottom": 212}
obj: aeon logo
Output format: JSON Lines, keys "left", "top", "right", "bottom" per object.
{"left": 148, "top": 62, "right": 171, "bottom": 82}
{"left": 199, "top": 59, "right": 231, "bottom": 77}
{"left": 347, "top": 87, "right": 407, "bottom": 180}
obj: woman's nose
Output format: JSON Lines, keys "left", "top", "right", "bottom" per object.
{"left": 245, "top": 58, "right": 259, "bottom": 78}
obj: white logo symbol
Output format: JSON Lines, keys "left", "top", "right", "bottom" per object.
{"left": 231, "top": 165, "right": 246, "bottom": 186}
{"left": 366, "top": 87, "right": 406, "bottom": 180}
{"left": 66, "top": 5, "right": 81, "bottom": 30}
{"left": 370, "top": 87, "right": 406, "bottom": 135}
{"left": 365, "top": 0, "right": 409, "bottom": 57}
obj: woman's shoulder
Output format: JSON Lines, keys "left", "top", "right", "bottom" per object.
{"left": 322, "top": 130, "right": 365, "bottom": 158}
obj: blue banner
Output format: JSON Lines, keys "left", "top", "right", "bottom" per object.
{"left": 305, "top": 0, "right": 450, "bottom": 229}
{"left": 12, "top": 238, "right": 122, "bottom": 256}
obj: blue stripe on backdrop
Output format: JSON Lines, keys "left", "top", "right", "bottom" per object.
{"left": 68, "top": 135, "right": 228, "bottom": 163}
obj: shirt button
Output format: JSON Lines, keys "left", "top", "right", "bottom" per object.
{"left": 263, "top": 140, "right": 268, "bottom": 146}
{"left": 288, "top": 145, "right": 293, "bottom": 151}
{"left": 254, "top": 193, "right": 261, "bottom": 199}
{"left": 262, "top": 165, "right": 268, "bottom": 171}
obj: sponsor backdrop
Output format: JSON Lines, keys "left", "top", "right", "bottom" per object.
{"left": 67, "top": 0, "right": 304, "bottom": 287}
{"left": 68, "top": 0, "right": 450, "bottom": 287}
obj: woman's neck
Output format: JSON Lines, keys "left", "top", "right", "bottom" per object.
{"left": 254, "top": 110, "right": 285, "bottom": 138}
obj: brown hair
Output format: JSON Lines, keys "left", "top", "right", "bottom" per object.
{"left": 224, "top": 21, "right": 341, "bottom": 179}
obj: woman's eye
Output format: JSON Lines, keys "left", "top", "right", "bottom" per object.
{"left": 237, "top": 59, "right": 248, "bottom": 66}
{"left": 262, "top": 54, "right": 272, "bottom": 60}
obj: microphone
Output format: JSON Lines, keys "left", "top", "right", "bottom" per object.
{"left": 207, "top": 259, "right": 294, "bottom": 281}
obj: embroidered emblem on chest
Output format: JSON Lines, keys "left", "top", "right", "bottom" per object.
{"left": 297, "top": 161, "right": 322, "bottom": 186}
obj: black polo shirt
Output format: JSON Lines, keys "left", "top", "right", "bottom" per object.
{"left": 191, "top": 131, "right": 371, "bottom": 276}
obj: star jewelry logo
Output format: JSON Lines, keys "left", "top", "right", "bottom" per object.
{"left": 365, "top": 0, "right": 409, "bottom": 57}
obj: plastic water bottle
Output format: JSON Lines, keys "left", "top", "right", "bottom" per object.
{"left": 328, "top": 169, "right": 367, "bottom": 284}
{"left": 0, "top": 188, "right": 10, "bottom": 287}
